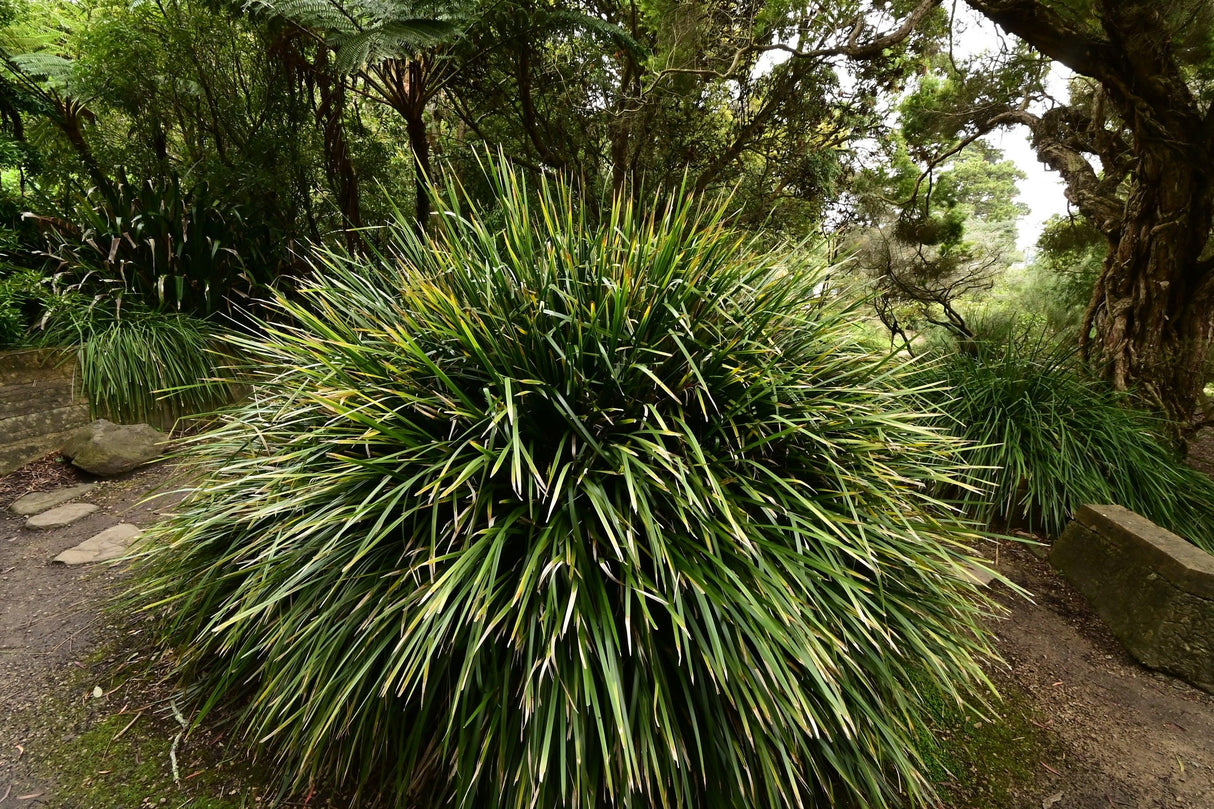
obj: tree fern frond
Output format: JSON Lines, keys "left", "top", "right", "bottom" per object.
{"left": 246, "top": 0, "right": 469, "bottom": 51}
{"left": 244, "top": 0, "right": 361, "bottom": 35}
{"left": 539, "top": 9, "right": 649, "bottom": 59}
{"left": 331, "top": 20, "right": 458, "bottom": 72}
{"left": 9, "top": 52, "right": 73, "bottom": 83}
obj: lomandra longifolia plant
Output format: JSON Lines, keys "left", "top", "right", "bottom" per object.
{"left": 918, "top": 323, "right": 1214, "bottom": 550}
{"left": 139, "top": 162, "right": 1000, "bottom": 809}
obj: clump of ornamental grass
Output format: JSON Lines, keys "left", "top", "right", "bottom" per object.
{"left": 918, "top": 323, "right": 1214, "bottom": 551}
{"left": 137, "top": 164, "right": 1000, "bottom": 809}
{"left": 36, "top": 292, "right": 238, "bottom": 425}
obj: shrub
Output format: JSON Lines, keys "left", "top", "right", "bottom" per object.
{"left": 139, "top": 165, "right": 999, "bottom": 808}
{"left": 40, "top": 297, "right": 235, "bottom": 425}
{"left": 919, "top": 323, "right": 1214, "bottom": 552}
{"left": 0, "top": 267, "right": 51, "bottom": 347}
{"left": 31, "top": 175, "right": 278, "bottom": 317}
{"left": 0, "top": 271, "right": 28, "bottom": 346}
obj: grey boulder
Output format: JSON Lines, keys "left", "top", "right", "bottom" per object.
{"left": 62, "top": 419, "right": 169, "bottom": 476}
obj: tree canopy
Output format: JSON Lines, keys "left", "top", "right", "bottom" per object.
{"left": 0, "top": 0, "right": 1211, "bottom": 421}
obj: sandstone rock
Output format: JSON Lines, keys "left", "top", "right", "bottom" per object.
{"left": 1052, "top": 504, "right": 1214, "bottom": 693}
{"left": 0, "top": 348, "right": 89, "bottom": 475}
{"left": 25, "top": 502, "right": 99, "bottom": 529}
{"left": 62, "top": 419, "right": 169, "bottom": 476}
{"left": 9, "top": 484, "right": 97, "bottom": 516}
{"left": 53, "top": 523, "right": 142, "bottom": 565}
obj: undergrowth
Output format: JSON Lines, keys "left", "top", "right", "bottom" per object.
{"left": 918, "top": 324, "right": 1214, "bottom": 550}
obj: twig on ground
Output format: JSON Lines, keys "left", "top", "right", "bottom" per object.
{"left": 169, "top": 698, "right": 188, "bottom": 784}
{"left": 110, "top": 711, "right": 143, "bottom": 744}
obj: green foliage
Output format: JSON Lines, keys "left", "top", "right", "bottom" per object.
{"left": 449, "top": 0, "right": 935, "bottom": 232}
{"left": 0, "top": 276, "right": 21, "bottom": 343}
{"left": 1028, "top": 214, "right": 1104, "bottom": 333}
{"left": 918, "top": 322, "right": 1214, "bottom": 551}
{"left": 898, "top": 46, "right": 1047, "bottom": 153}
{"left": 35, "top": 176, "right": 266, "bottom": 316}
{"left": 139, "top": 164, "right": 999, "bottom": 809}
{"left": 3, "top": 0, "right": 958, "bottom": 272}
{"left": 851, "top": 128, "right": 1026, "bottom": 343}
{"left": 932, "top": 144, "right": 1030, "bottom": 225}
{"left": 0, "top": 265, "right": 44, "bottom": 345}
{"left": 10, "top": 0, "right": 327, "bottom": 255}
{"left": 860, "top": 139, "right": 1025, "bottom": 253}
{"left": 247, "top": 0, "right": 472, "bottom": 75}
{"left": 40, "top": 297, "right": 235, "bottom": 424}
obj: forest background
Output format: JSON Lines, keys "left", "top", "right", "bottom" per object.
{"left": 0, "top": 0, "right": 1209, "bottom": 430}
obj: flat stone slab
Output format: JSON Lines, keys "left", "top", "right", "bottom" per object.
{"left": 24, "top": 502, "right": 99, "bottom": 529}
{"left": 1052, "top": 504, "right": 1214, "bottom": 693}
{"left": 52, "top": 523, "right": 142, "bottom": 565}
{"left": 9, "top": 484, "right": 97, "bottom": 516}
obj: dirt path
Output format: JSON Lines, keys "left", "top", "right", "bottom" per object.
{"left": 0, "top": 460, "right": 184, "bottom": 808}
{"left": 1, "top": 454, "right": 1213, "bottom": 807}
{"left": 982, "top": 542, "right": 1214, "bottom": 808}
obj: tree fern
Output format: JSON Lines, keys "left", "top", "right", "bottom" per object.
{"left": 246, "top": 0, "right": 469, "bottom": 71}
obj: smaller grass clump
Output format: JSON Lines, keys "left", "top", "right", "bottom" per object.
{"left": 918, "top": 324, "right": 1214, "bottom": 551}
{"left": 41, "top": 299, "right": 236, "bottom": 425}
{"left": 138, "top": 162, "right": 1001, "bottom": 809}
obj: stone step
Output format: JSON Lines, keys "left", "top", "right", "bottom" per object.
{"left": 52, "top": 523, "right": 142, "bottom": 565}
{"left": 25, "top": 502, "right": 99, "bottom": 529}
{"left": 9, "top": 484, "right": 97, "bottom": 516}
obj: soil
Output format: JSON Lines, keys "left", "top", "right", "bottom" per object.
{"left": 0, "top": 457, "right": 196, "bottom": 809}
{"left": 2, "top": 445, "right": 1214, "bottom": 808}
{"left": 1187, "top": 427, "right": 1214, "bottom": 478}
{"left": 973, "top": 541, "right": 1214, "bottom": 808}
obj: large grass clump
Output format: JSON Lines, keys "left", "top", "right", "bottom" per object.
{"left": 139, "top": 166, "right": 1000, "bottom": 808}
{"left": 918, "top": 325, "right": 1214, "bottom": 551}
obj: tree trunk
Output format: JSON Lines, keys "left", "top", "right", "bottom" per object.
{"left": 1082, "top": 145, "right": 1214, "bottom": 423}
{"left": 314, "top": 49, "right": 362, "bottom": 237}
{"left": 405, "top": 104, "right": 431, "bottom": 235}
{"left": 55, "top": 99, "right": 117, "bottom": 207}
{"left": 392, "top": 59, "right": 431, "bottom": 235}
